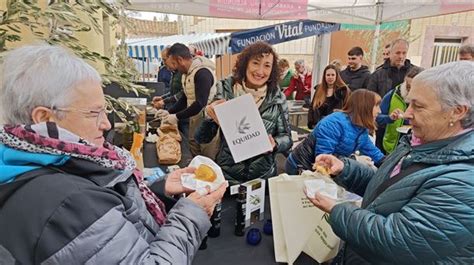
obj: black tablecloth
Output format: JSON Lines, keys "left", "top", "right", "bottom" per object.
{"left": 192, "top": 196, "right": 318, "bottom": 265}
{"left": 143, "top": 126, "right": 318, "bottom": 265}
{"left": 143, "top": 132, "right": 193, "bottom": 170}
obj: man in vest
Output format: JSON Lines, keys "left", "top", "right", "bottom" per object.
{"left": 152, "top": 48, "right": 188, "bottom": 136}
{"left": 158, "top": 43, "right": 216, "bottom": 156}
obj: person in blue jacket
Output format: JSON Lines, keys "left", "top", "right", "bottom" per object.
{"left": 157, "top": 62, "right": 172, "bottom": 88}
{"left": 286, "top": 89, "right": 384, "bottom": 174}
{"left": 308, "top": 61, "right": 473, "bottom": 264}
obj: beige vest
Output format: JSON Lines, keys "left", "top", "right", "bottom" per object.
{"left": 181, "top": 56, "right": 217, "bottom": 108}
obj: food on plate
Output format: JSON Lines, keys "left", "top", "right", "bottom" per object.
{"left": 313, "top": 164, "right": 331, "bottom": 175}
{"left": 194, "top": 164, "right": 217, "bottom": 182}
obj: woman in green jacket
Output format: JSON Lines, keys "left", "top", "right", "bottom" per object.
{"left": 195, "top": 42, "right": 292, "bottom": 185}
{"left": 309, "top": 61, "right": 473, "bottom": 264}
{"left": 278, "top": 58, "right": 293, "bottom": 94}
{"left": 376, "top": 66, "right": 424, "bottom": 153}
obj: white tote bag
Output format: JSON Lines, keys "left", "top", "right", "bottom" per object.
{"left": 269, "top": 173, "right": 345, "bottom": 264}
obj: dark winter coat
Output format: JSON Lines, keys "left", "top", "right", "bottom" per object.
{"left": 367, "top": 59, "right": 415, "bottom": 97}
{"left": 307, "top": 85, "right": 349, "bottom": 129}
{"left": 194, "top": 77, "right": 292, "bottom": 185}
{"left": 340, "top": 65, "right": 370, "bottom": 91}
{"left": 287, "top": 112, "right": 384, "bottom": 172}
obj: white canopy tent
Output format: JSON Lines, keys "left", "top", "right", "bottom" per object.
{"left": 127, "top": 1, "right": 473, "bottom": 84}
{"left": 127, "top": 0, "right": 472, "bottom": 25}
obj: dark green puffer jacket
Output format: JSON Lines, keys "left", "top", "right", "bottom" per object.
{"left": 195, "top": 77, "right": 292, "bottom": 185}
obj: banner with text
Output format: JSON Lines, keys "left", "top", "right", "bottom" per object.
{"left": 230, "top": 19, "right": 340, "bottom": 53}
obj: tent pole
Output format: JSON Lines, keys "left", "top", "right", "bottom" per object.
{"left": 312, "top": 35, "right": 322, "bottom": 94}
{"left": 219, "top": 55, "right": 224, "bottom": 80}
{"left": 142, "top": 59, "right": 145, "bottom": 82}
{"left": 147, "top": 58, "right": 150, "bottom": 81}
{"left": 311, "top": 33, "right": 331, "bottom": 95}
{"left": 370, "top": 0, "right": 383, "bottom": 72}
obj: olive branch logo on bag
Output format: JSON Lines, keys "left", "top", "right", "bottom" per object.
{"left": 322, "top": 213, "right": 330, "bottom": 224}
{"left": 236, "top": 116, "right": 251, "bottom": 134}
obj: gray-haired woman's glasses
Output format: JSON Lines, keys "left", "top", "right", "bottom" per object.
{"left": 52, "top": 106, "right": 112, "bottom": 127}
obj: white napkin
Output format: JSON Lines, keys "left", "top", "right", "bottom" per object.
{"left": 301, "top": 171, "right": 362, "bottom": 204}
{"left": 181, "top": 155, "right": 226, "bottom": 195}
{"left": 145, "top": 133, "right": 159, "bottom": 143}
{"left": 304, "top": 179, "right": 338, "bottom": 200}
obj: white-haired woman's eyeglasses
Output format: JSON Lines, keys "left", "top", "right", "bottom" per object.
{"left": 52, "top": 106, "right": 112, "bottom": 127}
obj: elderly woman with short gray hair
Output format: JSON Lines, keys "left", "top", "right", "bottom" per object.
{"left": 284, "top": 59, "right": 312, "bottom": 105}
{"left": 0, "top": 44, "right": 226, "bottom": 264}
{"left": 308, "top": 61, "right": 473, "bottom": 264}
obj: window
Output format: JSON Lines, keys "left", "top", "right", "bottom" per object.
{"left": 431, "top": 38, "right": 462, "bottom": 67}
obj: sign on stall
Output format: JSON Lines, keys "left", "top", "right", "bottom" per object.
{"left": 230, "top": 19, "right": 340, "bottom": 53}
{"left": 214, "top": 93, "right": 272, "bottom": 163}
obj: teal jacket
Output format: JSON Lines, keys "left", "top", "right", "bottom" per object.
{"left": 330, "top": 130, "right": 474, "bottom": 264}
{"left": 195, "top": 77, "right": 292, "bottom": 185}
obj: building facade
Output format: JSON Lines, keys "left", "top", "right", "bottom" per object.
{"left": 408, "top": 11, "right": 473, "bottom": 68}
{"left": 1, "top": 0, "right": 117, "bottom": 74}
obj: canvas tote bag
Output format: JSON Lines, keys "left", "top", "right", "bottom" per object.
{"left": 269, "top": 173, "right": 342, "bottom": 265}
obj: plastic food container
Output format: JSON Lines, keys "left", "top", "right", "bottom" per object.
{"left": 287, "top": 100, "right": 305, "bottom": 112}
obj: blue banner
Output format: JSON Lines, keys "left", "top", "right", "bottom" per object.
{"left": 230, "top": 20, "right": 340, "bottom": 53}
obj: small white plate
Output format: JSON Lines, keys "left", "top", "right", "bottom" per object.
{"left": 396, "top": 125, "right": 412, "bottom": 134}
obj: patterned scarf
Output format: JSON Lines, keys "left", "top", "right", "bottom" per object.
{"left": 234, "top": 80, "right": 268, "bottom": 108}
{"left": 0, "top": 122, "right": 166, "bottom": 225}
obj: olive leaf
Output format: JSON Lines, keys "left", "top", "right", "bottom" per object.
{"left": 0, "top": 0, "right": 150, "bottom": 132}
{"left": 249, "top": 194, "right": 261, "bottom": 205}
{"left": 322, "top": 213, "right": 330, "bottom": 224}
{"left": 236, "top": 116, "right": 251, "bottom": 134}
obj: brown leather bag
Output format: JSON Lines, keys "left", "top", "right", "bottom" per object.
{"left": 156, "top": 124, "right": 182, "bottom": 165}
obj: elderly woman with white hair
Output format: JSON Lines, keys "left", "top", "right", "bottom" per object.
{"left": 283, "top": 59, "right": 312, "bottom": 105}
{"left": 308, "top": 61, "right": 473, "bottom": 264}
{"left": 0, "top": 44, "right": 227, "bottom": 264}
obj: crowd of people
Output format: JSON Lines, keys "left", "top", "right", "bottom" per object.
{"left": 0, "top": 39, "right": 472, "bottom": 264}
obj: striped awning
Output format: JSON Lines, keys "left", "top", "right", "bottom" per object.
{"left": 190, "top": 34, "right": 231, "bottom": 56}
{"left": 126, "top": 33, "right": 231, "bottom": 59}
{"left": 127, "top": 42, "right": 165, "bottom": 59}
